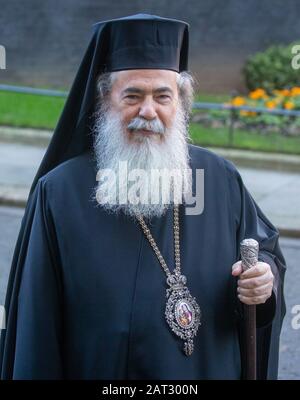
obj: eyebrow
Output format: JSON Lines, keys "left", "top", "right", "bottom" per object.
{"left": 122, "top": 86, "right": 174, "bottom": 95}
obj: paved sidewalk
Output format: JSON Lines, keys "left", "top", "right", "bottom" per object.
{"left": 0, "top": 142, "right": 46, "bottom": 207}
{"left": 0, "top": 139, "right": 299, "bottom": 236}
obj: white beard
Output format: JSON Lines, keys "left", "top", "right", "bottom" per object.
{"left": 92, "top": 103, "right": 192, "bottom": 219}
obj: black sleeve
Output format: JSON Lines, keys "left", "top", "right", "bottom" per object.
{"left": 11, "top": 178, "right": 64, "bottom": 379}
{"left": 225, "top": 159, "right": 286, "bottom": 328}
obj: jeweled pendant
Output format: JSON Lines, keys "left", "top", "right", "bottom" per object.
{"left": 165, "top": 273, "right": 201, "bottom": 356}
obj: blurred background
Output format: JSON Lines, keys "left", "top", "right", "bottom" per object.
{"left": 0, "top": 0, "right": 299, "bottom": 379}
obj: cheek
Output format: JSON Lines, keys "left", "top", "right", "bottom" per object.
{"left": 122, "top": 108, "right": 140, "bottom": 125}
{"left": 158, "top": 108, "right": 177, "bottom": 128}
{"left": 111, "top": 96, "right": 138, "bottom": 122}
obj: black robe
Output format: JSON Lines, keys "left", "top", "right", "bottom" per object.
{"left": 0, "top": 144, "right": 286, "bottom": 379}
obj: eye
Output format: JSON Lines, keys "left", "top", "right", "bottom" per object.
{"left": 124, "top": 95, "right": 140, "bottom": 100}
{"left": 157, "top": 94, "right": 171, "bottom": 102}
{"left": 123, "top": 94, "right": 141, "bottom": 104}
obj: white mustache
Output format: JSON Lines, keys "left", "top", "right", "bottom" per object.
{"left": 127, "top": 117, "right": 166, "bottom": 134}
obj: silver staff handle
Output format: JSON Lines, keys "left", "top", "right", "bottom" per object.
{"left": 239, "top": 238, "right": 259, "bottom": 380}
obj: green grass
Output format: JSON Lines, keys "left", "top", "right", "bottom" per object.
{"left": 1, "top": 90, "right": 300, "bottom": 154}
{"left": 0, "top": 91, "right": 65, "bottom": 129}
{"left": 190, "top": 123, "right": 300, "bottom": 154}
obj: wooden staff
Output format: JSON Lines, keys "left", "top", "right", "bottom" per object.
{"left": 240, "top": 238, "right": 259, "bottom": 380}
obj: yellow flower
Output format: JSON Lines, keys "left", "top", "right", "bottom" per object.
{"left": 290, "top": 87, "right": 300, "bottom": 97}
{"left": 231, "top": 96, "right": 245, "bottom": 106}
{"left": 265, "top": 100, "right": 276, "bottom": 109}
{"left": 249, "top": 88, "right": 266, "bottom": 100}
{"left": 280, "top": 89, "right": 290, "bottom": 97}
{"left": 284, "top": 101, "right": 295, "bottom": 110}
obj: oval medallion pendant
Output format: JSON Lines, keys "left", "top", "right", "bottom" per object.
{"left": 165, "top": 273, "right": 201, "bottom": 356}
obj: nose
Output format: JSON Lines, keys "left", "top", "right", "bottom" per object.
{"left": 138, "top": 97, "right": 157, "bottom": 120}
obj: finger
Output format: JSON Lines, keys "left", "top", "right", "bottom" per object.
{"left": 238, "top": 273, "right": 274, "bottom": 289}
{"left": 237, "top": 282, "right": 273, "bottom": 297}
{"left": 240, "top": 262, "right": 269, "bottom": 279}
{"left": 238, "top": 293, "right": 269, "bottom": 305}
{"left": 232, "top": 261, "right": 242, "bottom": 276}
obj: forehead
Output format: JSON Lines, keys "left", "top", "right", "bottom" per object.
{"left": 112, "top": 69, "right": 178, "bottom": 92}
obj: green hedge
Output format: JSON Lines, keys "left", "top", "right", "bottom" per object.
{"left": 243, "top": 41, "right": 300, "bottom": 91}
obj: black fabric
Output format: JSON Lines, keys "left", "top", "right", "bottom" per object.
{"left": 0, "top": 145, "right": 286, "bottom": 379}
{"left": 103, "top": 15, "right": 189, "bottom": 72}
{"left": 0, "top": 14, "right": 286, "bottom": 379}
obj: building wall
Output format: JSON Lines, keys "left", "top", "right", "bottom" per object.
{"left": 0, "top": 0, "right": 300, "bottom": 93}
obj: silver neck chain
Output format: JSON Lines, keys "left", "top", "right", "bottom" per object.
{"left": 135, "top": 205, "right": 181, "bottom": 279}
{"left": 136, "top": 204, "right": 202, "bottom": 357}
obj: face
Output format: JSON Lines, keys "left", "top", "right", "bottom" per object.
{"left": 93, "top": 69, "right": 191, "bottom": 219}
{"left": 109, "top": 69, "right": 179, "bottom": 142}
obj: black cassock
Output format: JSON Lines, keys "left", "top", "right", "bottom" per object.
{"left": 0, "top": 144, "right": 286, "bottom": 379}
